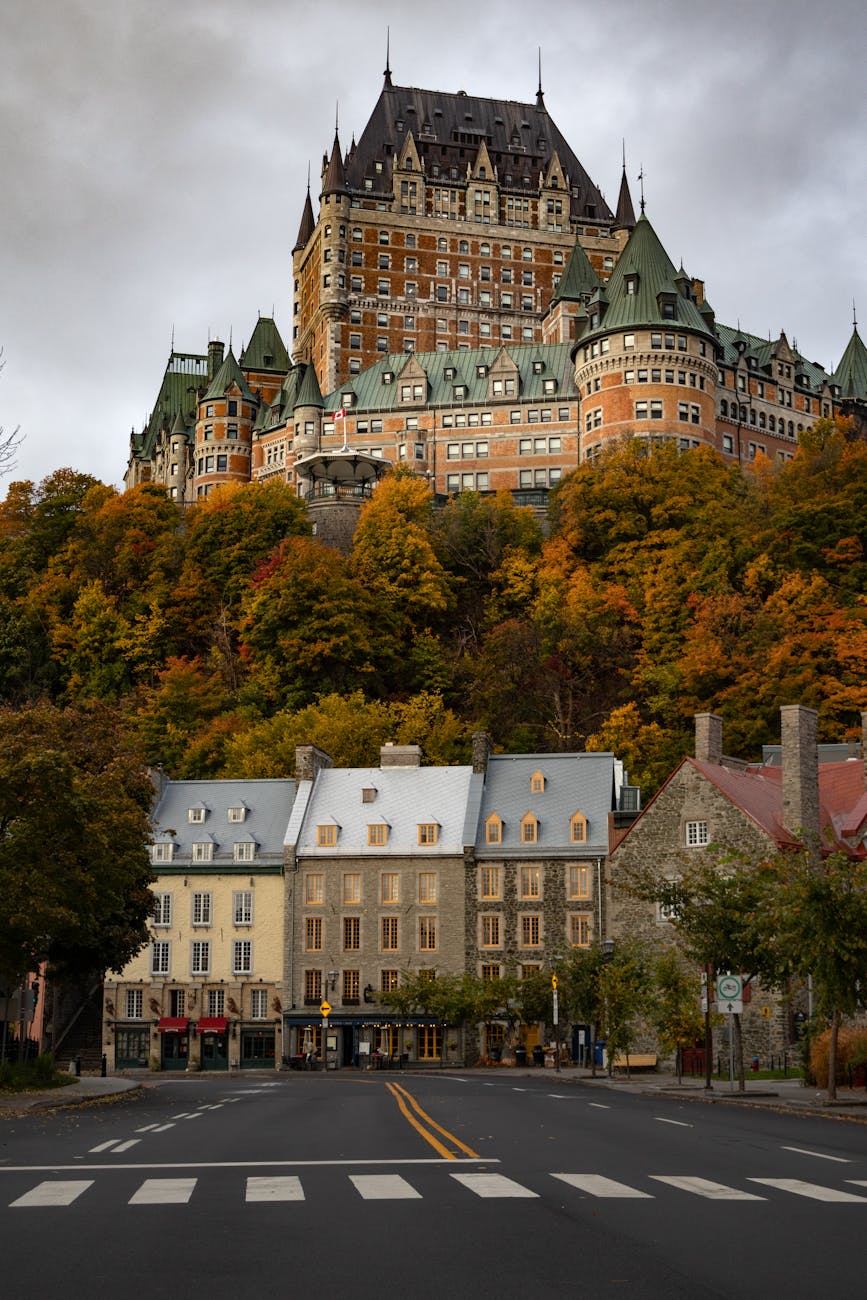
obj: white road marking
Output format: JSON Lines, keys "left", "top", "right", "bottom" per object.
{"left": 553, "top": 1173, "right": 652, "bottom": 1199}
{"left": 129, "top": 1178, "right": 197, "bottom": 1205}
{"left": 135, "top": 1124, "right": 161, "bottom": 1133}
{"left": 651, "top": 1176, "right": 764, "bottom": 1201}
{"left": 451, "top": 1172, "right": 538, "bottom": 1199}
{"left": 512, "top": 1088, "right": 527, "bottom": 1092}
{"left": 655, "top": 1118, "right": 692, "bottom": 1128}
{"left": 11, "top": 1180, "right": 93, "bottom": 1208}
{"left": 112, "top": 1140, "right": 141, "bottom": 1154}
{"left": 183, "top": 1113, "right": 202, "bottom": 1119}
{"left": 588, "top": 1103, "right": 610, "bottom": 1110}
{"left": 0, "top": 1157, "right": 496, "bottom": 1172}
{"left": 782, "top": 1146, "right": 850, "bottom": 1164}
{"left": 172, "top": 1113, "right": 194, "bottom": 1119}
{"left": 750, "top": 1178, "right": 867, "bottom": 1203}
{"left": 548, "top": 1094, "right": 570, "bottom": 1099}
{"left": 246, "top": 1176, "right": 305, "bottom": 1202}
{"left": 151, "top": 1124, "right": 175, "bottom": 1133}
{"left": 88, "top": 1140, "right": 120, "bottom": 1153}
{"left": 350, "top": 1174, "right": 422, "bottom": 1200}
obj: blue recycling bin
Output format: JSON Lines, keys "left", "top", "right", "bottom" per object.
{"left": 594, "top": 1039, "right": 606, "bottom": 1066}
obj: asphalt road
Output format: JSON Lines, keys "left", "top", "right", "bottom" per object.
{"left": 2, "top": 1070, "right": 866, "bottom": 1299}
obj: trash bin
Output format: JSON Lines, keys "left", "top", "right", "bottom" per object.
{"left": 594, "top": 1039, "right": 606, "bottom": 1067}
{"left": 514, "top": 1046, "right": 527, "bottom": 1067}
{"left": 532, "top": 1045, "right": 545, "bottom": 1067}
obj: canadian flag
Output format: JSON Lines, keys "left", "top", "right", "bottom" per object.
{"left": 333, "top": 407, "right": 345, "bottom": 420}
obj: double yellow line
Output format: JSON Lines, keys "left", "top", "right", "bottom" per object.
{"left": 385, "top": 1081, "right": 479, "bottom": 1160}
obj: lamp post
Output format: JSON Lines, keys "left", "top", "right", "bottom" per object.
{"left": 600, "top": 938, "right": 615, "bottom": 1075}
{"left": 323, "top": 970, "right": 338, "bottom": 1071}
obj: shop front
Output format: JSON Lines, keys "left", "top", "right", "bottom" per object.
{"left": 157, "top": 1017, "right": 190, "bottom": 1070}
{"left": 240, "top": 1025, "right": 277, "bottom": 1069}
{"left": 198, "top": 1016, "right": 229, "bottom": 1071}
{"left": 114, "top": 1025, "right": 150, "bottom": 1069}
{"left": 282, "top": 1016, "right": 444, "bottom": 1068}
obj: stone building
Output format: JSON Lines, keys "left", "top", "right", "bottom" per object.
{"left": 104, "top": 777, "right": 294, "bottom": 1073}
{"left": 607, "top": 707, "right": 867, "bottom": 1062}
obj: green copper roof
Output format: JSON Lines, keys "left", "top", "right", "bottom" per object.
{"left": 135, "top": 351, "right": 209, "bottom": 461}
{"left": 203, "top": 348, "right": 255, "bottom": 402}
{"left": 716, "top": 323, "right": 831, "bottom": 394}
{"left": 584, "top": 214, "right": 713, "bottom": 338}
{"left": 240, "top": 317, "right": 290, "bottom": 373}
{"left": 550, "top": 235, "right": 600, "bottom": 304}
{"left": 830, "top": 326, "right": 867, "bottom": 400}
{"left": 295, "top": 361, "right": 324, "bottom": 409}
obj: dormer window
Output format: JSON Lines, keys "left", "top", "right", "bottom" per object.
{"left": 570, "top": 812, "right": 588, "bottom": 844}
{"left": 382, "top": 371, "right": 394, "bottom": 385}
{"left": 520, "top": 813, "right": 539, "bottom": 844}
{"left": 485, "top": 814, "right": 503, "bottom": 845}
{"left": 233, "top": 841, "right": 256, "bottom": 863}
{"left": 454, "top": 384, "right": 468, "bottom": 399}
{"left": 417, "top": 823, "right": 439, "bottom": 845}
{"left": 151, "top": 842, "right": 175, "bottom": 864}
{"left": 476, "top": 365, "right": 488, "bottom": 378}
{"left": 341, "top": 392, "right": 354, "bottom": 408}
{"left": 188, "top": 806, "right": 206, "bottom": 824}
{"left": 191, "top": 839, "right": 214, "bottom": 863}
{"left": 530, "top": 770, "right": 546, "bottom": 793}
{"left": 625, "top": 274, "right": 638, "bottom": 295}
{"left": 543, "top": 378, "right": 557, "bottom": 394}
{"left": 362, "top": 787, "right": 377, "bottom": 804}
{"left": 368, "top": 822, "right": 389, "bottom": 846}
{"left": 444, "top": 366, "right": 456, "bottom": 380}
{"left": 317, "top": 823, "right": 339, "bottom": 847}
{"left": 532, "top": 360, "right": 545, "bottom": 374}
{"left": 227, "top": 806, "right": 247, "bottom": 824}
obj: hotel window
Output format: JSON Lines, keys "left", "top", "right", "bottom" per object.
{"left": 191, "top": 840, "right": 213, "bottom": 863}
{"left": 382, "top": 917, "right": 399, "bottom": 951}
{"left": 190, "top": 940, "right": 210, "bottom": 975}
{"left": 481, "top": 914, "right": 501, "bottom": 947}
{"left": 418, "top": 917, "right": 437, "bottom": 951}
{"left": 480, "top": 866, "right": 501, "bottom": 900}
{"left": 418, "top": 872, "right": 438, "bottom": 904}
{"left": 304, "top": 969, "right": 322, "bottom": 1003}
{"left": 125, "top": 988, "right": 143, "bottom": 1019}
{"left": 151, "top": 842, "right": 174, "bottom": 864}
{"left": 568, "top": 865, "right": 591, "bottom": 899}
{"left": 343, "top": 917, "right": 361, "bottom": 950}
{"left": 305, "top": 917, "right": 322, "bottom": 952}
{"left": 685, "top": 820, "right": 709, "bottom": 847}
{"left": 227, "top": 805, "right": 246, "bottom": 823}
{"left": 342, "top": 969, "right": 360, "bottom": 1004}
{"left": 305, "top": 873, "right": 324, "bottom": 905}
{"left": 233, "top": 890, "right": 253, "bottom": 925}
{"left": 317, "top": 824, "right": 337, "bottom": 847}
{"left": 250, "top": 988, "right": 268, "bottom": 1019}
{"left": 152, "top": 893, "right": 172, "bottom": 927}
{"left": 570, "top": 813, "right": 588, "bottom": 843}
{"left": 233, "top": 841, "right": 255, "bottom": 862}
{"left": 530, "top": 770, "right": 545, "bottom": 793}
{"left": 233, "top": 940, "right": 253, "bottom": 975}
{"left": 520, "top": 865, "right": 541, "bottom": 899}
{"left": 151, "top": 941, "right": 171, "bottom": 975}
{"left": 521, "top": 814, "right": 539, "bottom": 844}
{"left": 192, "top": 892, "right": 212, "bottom": 926}
{"left": 343, "top": 873, "right": 361, "bottom": 904}
{"left": 520, "top": 915, "right": 541, "bottom": 947}
{"left": 381, "top": 969, "right": 399, "bottom": 993}
{"left": 569, "top": 914, "right": 591, "bottom": 948}
{"left": 381, "top": 873, "right": 400, "bottom": 903}
{"left": 368, "top": 822, "right": 389, "bottom": 846}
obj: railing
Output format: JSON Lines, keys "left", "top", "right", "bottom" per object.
{"left": 304, "top": 482, "right": 376, "bottom": 503}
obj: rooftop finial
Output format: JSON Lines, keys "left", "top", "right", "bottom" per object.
{"left": 334, "top": 102, "right": 339, "bottom": 138}
{"left": 384, "top": 27, "right": 392, "bottom": 86}
{"left": 170, "top": 323, "right": 175, "bottom": 352}
{"left": 638, "top": 164, "right": 646, "bottom": 214}
{"left": 536, "top": 47, "right": 545, "bottom": 108}
{"left": 622, "top": 138, "right": 626, "bottom": 171}
{"left": 854, "top": 299, "right": 858, "bottom": 330}
{"left": 307, "top": 160, "right": 311, "bottom": 192}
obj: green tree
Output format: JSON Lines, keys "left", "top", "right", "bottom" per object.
{"left": 597, "top": 942, "right": 652, "bottom": 1073}
{"left": 651, "top": 948, "right": 705, "bottom": 1084}
{"left": 0, "top": 702, "right": 154, "bottom": 983}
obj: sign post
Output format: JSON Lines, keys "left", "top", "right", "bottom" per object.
{"left": 552, "top": 973, "right": 560, "bottom": 1074}
{"left": 716, "top": 975, "right": 744, "bottom": 1090}
{"left": 320, "top": 1000, "right": 332, "bottom": 1072}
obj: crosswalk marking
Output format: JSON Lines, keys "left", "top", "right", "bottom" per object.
{"left": 11, "top": 1180, "right": 93, "bottom": 1208}
{"left": 749, "top": 1178, "right": 867, "bottom": 1203}
{"left": 552, "top": 1173, "right": 652, "bottom": 1199}
{"left": 650, "top": 1176, "right": 764, "bottom": 1201}
{"left": 451, "top": 1172, "right": 538, "bottom": 1199}
{"left": 350, "top": 1174, "right": 421, "bottom": 1200}
{"left": 112, "top": 1140, "right": 140, "bottom": 1154}
{"left": 135, "top": 1124, "right": 161, "bottom": 1133}
{"left": 89, "top": 1140, "right": 120, "bottom": 1153}
{"left": 246, "top": 1176, "right": 305, "bottom": 1202}
{"left": 129, "top": 1178, "right": 197, "bottom": 1205}
{"left": 151, "top": 1124, "right": 175, "bottom": 1133}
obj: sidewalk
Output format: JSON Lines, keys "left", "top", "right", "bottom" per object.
{"left": 0, "top": 1075, "right": 141, "bottom": 1116}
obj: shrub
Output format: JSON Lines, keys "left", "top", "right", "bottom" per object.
{"left": 809, "top": 1026, "right": 867, "bottom": 1085}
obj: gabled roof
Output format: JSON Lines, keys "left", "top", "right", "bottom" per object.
{"left": 134, "top": 351, "right": 209, "bottom": 461}
{"left": 715, "top": 323, "right": 831, "bottom": 393}
{"left": 203, "top": 348, "right": 255, "bottom": 403}
{"left": 151, "top": 779, "right": 295, "bottom": 864}
{"left": 240, "top": 317, "right": 290, "bottom": 373}
{"left": 474, "top": 752, "right": 624, "bottom": 857}
{"left": 830, "top": 326, "right": 867, "bottom": 400}
{"left": 342, "top": 78, "right": 613, "bottom": 224}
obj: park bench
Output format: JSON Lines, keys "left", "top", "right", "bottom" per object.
{"left": 611, "top": 1053, "right": 658, "bottom": 1073}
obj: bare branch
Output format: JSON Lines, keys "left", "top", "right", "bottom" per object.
{"left": 0, "top": 348, "right": 25, "bottom": 479}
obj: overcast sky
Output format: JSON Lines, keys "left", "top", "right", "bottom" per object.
{"left": 1, "top": 0, "right": 864, "bottom": 493}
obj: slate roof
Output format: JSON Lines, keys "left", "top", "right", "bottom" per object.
{"left": 550, "top": 236, "right": 600, "bottom": 305}
{"left": 294, "top": 187, "right": 315, "bottom": 251}
{"left": 342, "top": 77, "right": 613, "bottom": 224}
{"left": 830, "top": 326, "right": 867, "bottom": 400}
{"left": 473, "top": 752, "right": 626, "bottom": 858}
{"left": 203, "top": 348, "right": 256, "bottom": 403}
{"left": 715, "top": 323, "right": 831, "bottom": 393}
{"left": 295, "top": 766, "right": 475, "bottom": 856}
{"left": 240, "top": 317, "right": 291, "bottom": 373}
{"left": 151, "top": 779, "right": 295, "bottom": 864}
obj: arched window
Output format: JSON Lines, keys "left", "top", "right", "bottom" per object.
{"left": 569, "top": 812, "right": 588, "bottom": 843}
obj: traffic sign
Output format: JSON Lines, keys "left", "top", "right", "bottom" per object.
{"left": 320, "top": 1000, "right": 332, "bottom": 1017}
{"left": 760, "top": 1005, "right": 771, "bottom": 1020}
{"left": 551, "top": 974, "right": 558, "bottom": 990}
{"left": 716, "top": 973, "right": 743, "bottom": 1013}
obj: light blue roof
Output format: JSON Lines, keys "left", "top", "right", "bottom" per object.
{"left": 152, "top": 779, "right": 295, "bottom": 864}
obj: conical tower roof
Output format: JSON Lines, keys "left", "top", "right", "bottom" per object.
{"left": 296, "top": 361, "right": 324, "bottom": 409}
{"left": 830, "top": 326, "right": 867, "bottom": 400}
{"left": 293, "top": 186, "right": 315, "bottom": 251}
{"left": 203, "top": 348, "right": 255, "bottom": 402}
{"left": 322, "top": 131, "right": 346, "bottom": 197}
{"left": 614, "top": 166, "right": 636, "bottom": 232}
{"left": 551, "top": 235, "right": 600, "bottom": 304}
{"left": 241, "top": 317, "right": 290, "bottom": 372}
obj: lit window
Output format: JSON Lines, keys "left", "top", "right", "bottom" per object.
{"left": 317, "top": 824, "right": 337, "bottom": 847}
{"left": 417, "top": 823, "right": 439, "bottom": 845}
{"left": 521, "top": 814, "right": 538, "bottom": 844}
{"left": 570, "top": 812, "right": 588, "bottom": 843}
{"left": 381, "top": 969, "right": 399, "bottom": 993}
{"left": 568, "top": 865, "right": 590, "bottom": 899}
{"left": 520, "top": 866, "right": 541, "bottom": 899}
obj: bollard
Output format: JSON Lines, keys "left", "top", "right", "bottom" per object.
{"left": 75, "top": 1056, "right": 81, "bottom": 1077}
{"left": 101, "top": 1054, "right": 107, "bottom": 1078}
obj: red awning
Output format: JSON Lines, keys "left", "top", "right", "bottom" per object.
{"left": 197, "top": 1017, "right": 228, "bottom": 1034}
{"left": 156, "top": 1017, "right": 189, "bottom": 1034}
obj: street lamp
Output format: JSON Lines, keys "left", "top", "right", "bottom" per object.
{"left": 323, "top": 970, "right": 338, "bottom": 1071}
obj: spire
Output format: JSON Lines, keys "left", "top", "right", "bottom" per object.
{"left": 296, "top": 361, "right": 324, "bottom": 410}
{"left": 293, "top": 177, "right": 315, "bottom": 251}
{"left": 830, "top": 320, "right": 867, "bottom": 401}
{"left": 638, "top": 164, "right": 646, "bottom": 215}
{"left": 614, "top": 144, "right": 636, "bottom": 232}
{"left": 384, "top": 26, "right": 392, "bottom": 87}
{"left": 536, "top": 48, "right": 545, "bottom": 109}
{"left": 322, "top": 125, "right": 346, "bottom": 197}
{"left": 551, "top": 233, "right": 600, "bottom": 304}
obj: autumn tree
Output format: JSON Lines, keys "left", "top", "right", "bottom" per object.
{"left": 651, "top": 948, "right": 705, "bottom": 1084}
{"left": 0, "top": 702, "right": 154, "bottom": 983}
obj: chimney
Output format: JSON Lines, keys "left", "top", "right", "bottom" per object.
{"left": 207, "top": 339, "right": 225, "bottom": 380}
{"left": 694, "top": 713, "right": 723, "bottom": 764}
{"left": 379, "top": 743, "right": 421, "bottom": 768}
{"left": 294, "top": 744, "right": 333, "bottom": 783}
{"left": 472, "top": 731, "right": 493, "bottom": 775}
{"left": 780, "top": 705, "right": 819, "bottom": 842}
